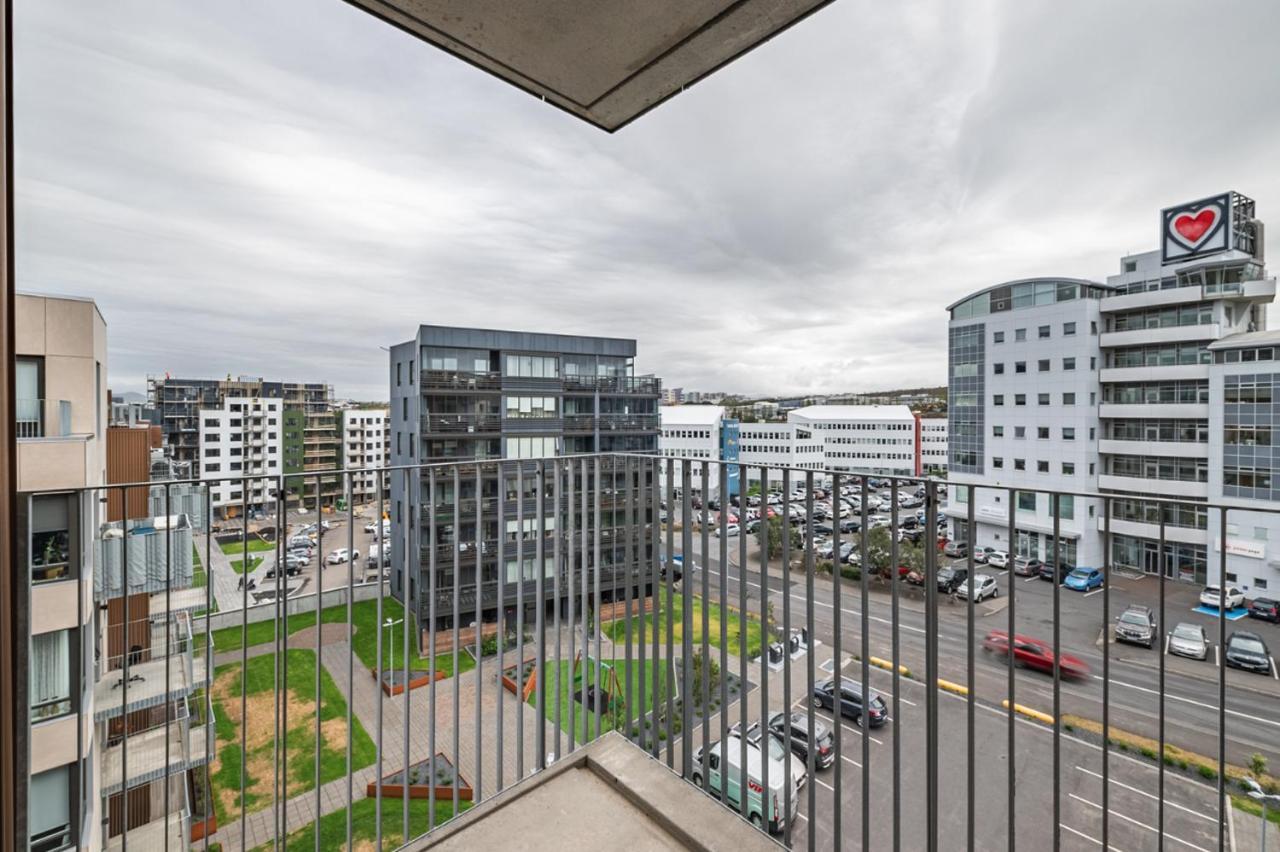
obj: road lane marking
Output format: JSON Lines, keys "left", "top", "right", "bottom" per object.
{"left": 1024, "top": 575, "right": 1039, "bottom": 583}
{"left": 1060, "top": 822, "right": 1132, "bottom": 852}
{"left": 1074, "top": 766, "right": 1216, "bottom": 823}
{"left": 1068, "top": 794, "right": 1210, "bottom": 852}
{"left": 1089, "top": 674, "right": 1280, "bottom": 730}
{"left": 1084, "top": 587, "right": 1104, "bottom": 598}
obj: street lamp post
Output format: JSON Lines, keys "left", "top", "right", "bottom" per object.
{"left": 1244, "top": 778, "right": 1280, "bottom": 851}
{"left": 384, "top": 616, "right": 404, "bottom": 688}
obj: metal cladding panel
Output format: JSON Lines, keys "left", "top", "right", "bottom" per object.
{"left": 344, "top": 0, "right": 836, "bottom": 132}
{"left": 416, "top": 325, "right": 637, "bottom": 357}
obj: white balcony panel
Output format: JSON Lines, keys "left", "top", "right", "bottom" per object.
{"left": 1096, "top": 516, "right": 1208, "bottom": 545}
{"left": 1098, "top": 439, "right": 1209, "bottom": 458}
{"left": 1098, "top": 474, "right": 1207, "bottom": 499}
{"left": 1099, "top": 404, "right": 1209, "bottom": 420}
{"left": 1100, "top": 324, "right": 1218, "bottom": 348}
{"left": 1099, "top": 365, "right": 1209, "bottom": 383}
{"left": 1102, "top": 287, "right": 1210, "bottom": 312}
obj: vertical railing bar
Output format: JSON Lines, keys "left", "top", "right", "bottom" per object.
{"left": 121, "top": 486, "right": 130, "bottom": 852}
{"left": 314, "top": 475, "right": 323, "bottom": 852}
{"left": 700, "top": 461, "right": 712, "bottom": 792}
{"left": 1101, "top": 496, "right": 1110, "bottom": 852}
{"left": 635, "top": 459, "right": 645, "bottom": 752}
{"left": 535, "top": 459, "right": 547, "bottom": 765}
{"left": 496, "top": 463, "right": 506, "bottom": 791}
{"left": 275, "top": 479, "right": 285, "bottom": 847}
{"left": 402, "top": 469, "right": 413, "bottom": 844}
{"left": 552, "top": 459, "right": 562, "bottom": 763}
{"left": 805, "top": 471, "right": 817, "bottom": 852}
{"left": 516, "top": 463, "right": 525, "bottom": 781}
{"left": 239, "top": 484, "right": 248, "bottom": 852}
{"left": 347, "top": 472, "right": 358, "bottom": 847}
{"left": 884, "top": 476, "right": 895, "bottom": 852}
{"left": 427, "top": 468, "right": 438, "bottom": 830}
{"left": 1006, "top": 491, "right": 1016, "bottom": 852}
{"left": 750, "top": 467, "right": 766, "bottom": 822}
{"left": 966, "top": 484, "right": 975, "bottom": 852}
{"left": 473, "top": 463, "right": 484, "bottom": 802}
{"left": 1158, "top": 513, "right": 1166, "bottom": 852}
{"left": 739, "top": 468, "right": 752, "bottom": 820}
{"left": 770, "top": 467, "right": 785, "bottom": 836}
{"left": 652, "top": 458, "right": 663, "bottom": 759}
{"left": 717, "top": 463, "right": 729, "bottom": 796}
{"left": 567, "top": 459, "right": 576, "bottom": 753}
{"left": 1217, "top": 506, "right": 1227, "bottom": 852}
{"left": 625, "top": 459, "right": 636, "bottom": 748}
{"left": 203, "top": 482, "right": 213, "bottom": 852}
{"left": 594, "top": 457, "right": 604, "bottom": 745}
{"left": 581, "top": 460, "right": 590, "bottom": 749}
{"left": 860, "top": 477, "right": 872, "bottom": 852}
{"left": 924, "top": 478, "right": 939, "bottom": 852}
{"left": 1051, "top": 491, "right": 1061, "bottom": 851}
{"left": 782, "top": 471, "right": 797, "bottom": 847}
{"left": 452, "top": 466, "right": 461, "bottom": 813}
{"left": 831, "top": 472, "right": 843, "bottom": 852}
{"left": 282, "top": 478, "right": 293, "bottom": 846}
{"left": 163, "top": 482, "right": 172, "bottom": 852}
{"left": 665, "top": 458, "right": 675, "bottom": 767}
{"left": 375, "top": 474, "right": 384, "bottom": 851}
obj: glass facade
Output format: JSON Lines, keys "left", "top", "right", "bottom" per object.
{"left": 1223, "top": 372, "right": 1280, "bottom": 501}
{"left": 948, "top": 323, "right": 984, "bottom": 474}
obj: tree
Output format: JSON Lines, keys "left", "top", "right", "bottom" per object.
{"left": 758, "top": 514, "right": 803, "bottom": 560}
{"left": 689, "top": 650, "right": 723, "bottom": 710}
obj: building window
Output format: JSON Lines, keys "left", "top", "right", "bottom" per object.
{"left": 1063, "top": 322, "right": 1076, "bottom": 336}
{"left": 1015, "top": 328, "right": 1027, "bottom": 342}
{"left": 994, "top": 395, "right": 1004, "bottom": 406}
{"left": 992, "top": 425, "right": 1004, "bottom": 437}
{"left": 1015, "top": 362, "right": 1026, "bottom": 374}
{"left": 993, "top": 331, "right": 1005, "bottom": 344}
{"left": 1014, "top": 459, "right": 1026, "bottom": 471}
{"left": 1037, "top": 460, "right": 1049, "bottom": 473}
{"left": 1037, "top": 427, "right": 1049, "bottom": 439}
{"left": 30, "top": 764, "right": 75, "bottom": 852}
{"left": 1014, "top": 426, "right": 1026, "bottom": 439}
{"left": 30, "top": 629, "right": 73, "bottom": 722}
{"left": 1091, "top": 321, "right": 1098, "bottom": 335}
{"left": 1038, "top": 325, "right": 1050, "bottom": 339}
{"left": 30, "top": 495, "right": 72, "bottom": 584}
{"left": 1017, "top": 491, "right": 1036, "bottom": 511}
{"left": 1062, "top": 427, "right": 1075, "bottom": 440}
{"left": 505, "top": 396, "right": 558, "bottom": 419}
{"left": 1038, "top": 359, "right": 1050, "bottom": 372}
{"left": 505, "top": 354, "right": 560, "bottom": 378}
{"left": 1063, "top": 393, "right": 1076, "bottom": 405}
{"left": 1037, "top": 393, "right": 1050, "bottom": 406}
{"left": 1063, "top": 357, "right": 1076, "bottom": 371}
{"left": 994, "top": 363, "right": 1005, "bottom": 375}
{"left": 993, "top": 457, "right": 1004, "bottom": 468}
{"left": 1015, "top": 394, "right": 1026, "bottom": 406}
{"left": 1063, "top": 462, "right": 1075, "bottom": 475}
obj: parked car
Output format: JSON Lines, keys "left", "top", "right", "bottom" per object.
{"left": 288, "top": 534, "right": 314, "bottom": 549}
{"left": 690, "top": 735, "right": 797, "bottom": 834}
{"left": 955, "top": 573, "right": 999, "bottom": 602}
{"left": 1038, "top": 561, "right": 1072, "bottom": 583}
{"left": 812, "top": 678, "right": 887, "bottom": 728}
{"left": 943, "top": 540, "right": 969, "bottom": 558}
{"left": 981, "top": 630, "right": 1090, "bottom": 679}
{"left": 765, "top": 711, "right": 835, "bottom": 770}
{"left": 973, "top": 546, "right": 995, "bottom": 565}
{"left": 1012, "top": 557, "right": 1043, "bottom": 577}
{"left": 727, "top": 723, "right": 808, "bottom": 791}
{"left": 1064, "top": 567, "right": 1104, "bottom": 592}
{"left": 1114, "top": 605, "right": 1156, "bottom": 648}
{"left": 1168, "top": 622, "right": 1210, "bottom": 660}
{"left": 935, "top": 565, "right": 968, "bottom": 595}
{"left": 265, "top": 562, "right": 302, "bottom": 579}
{"left": 1248, "top": 597, "right": 1280, "bottom": 624}
{"left": 287, "top": 546, "right": 313, "bottom": 561}
{"left": 1224, "top": 632, "right": 1273, "bottom": 674}
{"left": 363, "top": 520, "right": 379, "bottom": 533}
{"left": 1200, "top": 585, "right": 1246, "bottom": 610}
{"left": 326, "top": 547, "right": 359, "bottom": 565}
{"left": 985, "top": 550, "right": 1009, "bottom": 569}
{"left": 716, "top": 524, "right": 740, "bottom": 538}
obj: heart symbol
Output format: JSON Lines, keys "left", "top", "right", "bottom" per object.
{"left": 1171, "top": 206, "right": 1219, "bottom": 247}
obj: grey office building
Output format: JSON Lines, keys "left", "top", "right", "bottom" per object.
{"left": 388, "top": 326, "right": 661, "bottom": 635}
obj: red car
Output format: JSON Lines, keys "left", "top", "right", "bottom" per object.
{"left": 981, "top": 630, "right": 1090, "bottom": 680}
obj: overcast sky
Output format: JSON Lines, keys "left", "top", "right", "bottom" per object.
{"left": 14, "top": 1, "right": 1280, "bottom": 401}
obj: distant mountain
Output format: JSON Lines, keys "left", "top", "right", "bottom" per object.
{"left": 114, "top": 391, "right": 147, "bottom": 403}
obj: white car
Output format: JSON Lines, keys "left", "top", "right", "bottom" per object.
{"left": 1200, "top": 585, "right": 1245, "bottom": 610}
{"left": 956, "top": 574, "right": 999, "bottom": 602}
{"left": 363, "top": 521, "right": 379, "bottom": 533}
{"left": 986, "top": 551, "right": 1009, "bottom": 569}
{"left": 326, "top": 547, "right": 360, "bottom": 565}
{"left": 716, "top": 524, "right": 740, "bottom": 538}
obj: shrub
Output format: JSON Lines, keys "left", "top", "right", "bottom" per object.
{"left": 841, "top": 564, "right": 861, "bottom": 582}
{"left": 1198, "top": 765, "right": 1218, "bottom": 781}
{"left": 1140, "top": 747, "right": 1157, "bottom": 760}
{"left": 1251, "top": 753, "right": 1269, "bottom": 777}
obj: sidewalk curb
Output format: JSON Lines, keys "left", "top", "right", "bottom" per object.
{"left": 1000, "top": 698, "right": 1054, "bottom": 725}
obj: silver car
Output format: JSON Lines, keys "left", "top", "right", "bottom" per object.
{"left": 1168, "top": 622, "right": 1209, "bottom": 660}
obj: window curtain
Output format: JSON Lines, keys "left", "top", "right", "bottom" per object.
{"left": 30, "top": 630, "right": 71, "bottom": 716}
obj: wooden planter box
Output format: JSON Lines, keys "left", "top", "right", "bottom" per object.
{"left": 367, "top": 754, "right": 474, "bottom": 801}
{"left": 189, "top": 814, "right": 217, "bottom": 842}
{"left": 500, "top": 657, "right": 538, "bottom": 701}
{"left": 372, "top": 667, "right": 445, "bottom": 696}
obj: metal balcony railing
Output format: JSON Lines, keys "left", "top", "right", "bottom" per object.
{"left": 16, "top": 455, "right": 1277, "bottom": 851}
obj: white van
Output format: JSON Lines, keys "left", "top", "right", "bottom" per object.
{"left": 691, "top": 734, "right": 799, "bottom": 834}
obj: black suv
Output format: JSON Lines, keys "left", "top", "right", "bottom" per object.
{"left": 1225, "top": 632, "right": 1273, "bottom": 674}
{"left": 936, "top": 566, "right": 968, "bottom": 595}
{"left": 1038, "top": 561, "right": 1072, "bottom": 582}
{"left": 765, "top": 711, "right": 835, "bottom": 769}
{"left": 1248, "top": 597, "right": 1280, "bottom": 624}
{"left": 813, "top": 678, "right": 887, "bottom": 728}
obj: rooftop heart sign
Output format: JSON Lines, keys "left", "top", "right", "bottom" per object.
{"left": 1161, "top": 193, "right": 1231, "bottom": 263}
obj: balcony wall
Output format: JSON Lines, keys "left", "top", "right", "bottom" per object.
{"left": 1097, "top": 474, "right": 1208, "bottom": 499}
{"left": 1097, "top": 439, "right": 1209, "bottom": 458}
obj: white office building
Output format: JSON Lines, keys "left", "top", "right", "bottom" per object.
{"left": 197, "top": 395, "right": 282, "bottom": 518}
{"left": 340, "top": 408, "right": 389, "bottom": 503}
{"left": 946, "top": 192, "right": 1274, "bottom": 585}
{"left": 919, "top": 417, "right": 949, "bottom": 474}
{"left": 658, "top": 405, "right": 725, "bottom": 494}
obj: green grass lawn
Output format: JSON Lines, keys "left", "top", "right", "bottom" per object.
{"left": 209, "top": 649, "right": 376, "bottom": 825}
{"left": 207, "top": 598, "right": 475, "bottom": 679}
{"left": 604, "top": 588, "right": 764, "bottom": 660}
{"left": 528, "top": 657, "right": 668, "bottom": 742}
{"left": 221, "top": 537, "right": 278, "bottom": 555}
{"left": 229, "top": 555, "right": 264, "bottom": 574}
{"left": 252, "top": 795, "right": 469, "bottom": 851}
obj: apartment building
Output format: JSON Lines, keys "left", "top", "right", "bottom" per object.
{"left": 149, "top": 376, "right": 338, "bottom": 510}
{"left": 918, "top": 416, "right": 948, "bottom": 475}
{"left": 339, "top": 408, "right": 389, "bottom": 503}
{"left": 388, "top": 326, "right": 661, "bottom": 631}
{"left": 197, "top": 395, "right": 282, "bottom": 519}
{"left": 946, "top": 192, "right": 1274, "bottom": 585}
